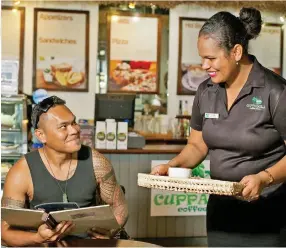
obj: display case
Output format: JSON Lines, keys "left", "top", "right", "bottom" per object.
{"left": 1, "top": 95, "right": 28, "bottom": 184}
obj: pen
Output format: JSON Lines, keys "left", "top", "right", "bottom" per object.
{"left": 41, "top": 212, "right": 58, "bottom": 229}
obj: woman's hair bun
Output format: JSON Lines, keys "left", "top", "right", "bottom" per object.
{"left": 239, "top": 7, "right": 262, "bottom": 40}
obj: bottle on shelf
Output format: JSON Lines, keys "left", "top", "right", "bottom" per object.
{"left": 183, "top": 100, "right": 189, "bottom": 115}
{"left": 179, "top": 119, "right": 184, "bottom": 138}
{"left": 178, "top": 100, "right": 183, "bottom": 115}
{"left": 183, "top": 119, "right": 190, "bottom": 138}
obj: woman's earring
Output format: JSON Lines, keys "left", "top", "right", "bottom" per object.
{"left": 236, "top": 61, "right": 239, "bottom": 65}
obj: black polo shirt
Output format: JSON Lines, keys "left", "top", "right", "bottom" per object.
{"left": 191, "top": 56, "right": 286, "bottom": 195}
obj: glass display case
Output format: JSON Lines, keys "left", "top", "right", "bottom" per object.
{"left": 1, "top": 95, "right": 28, "bottom": 184}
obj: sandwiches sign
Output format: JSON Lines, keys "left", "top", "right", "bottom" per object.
{"left": 33, "top": 9, "right": 89, "bottom": 92}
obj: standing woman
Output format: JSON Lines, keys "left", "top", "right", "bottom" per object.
{"left": 151, "top": 7, "right": 286, "bottom": 247}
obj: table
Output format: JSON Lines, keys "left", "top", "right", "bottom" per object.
{"left": 41, "top": 237, "right": 160, "bottom": 247}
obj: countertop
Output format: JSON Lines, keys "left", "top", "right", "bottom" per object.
{"left": 97, "top": 144, "right": 185, "bottom": 154}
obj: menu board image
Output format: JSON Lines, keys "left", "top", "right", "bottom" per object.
{"left": 107, "top": 14, "right": 161, "bottom": 94}
{"left": 109, "top": 60, "right": 157, "bottom": 92}
{"left": 177, "top": 18, "right": 208, "bottom": 95}
{"left": 249, "top": 23, "right": 283, "bottom": 75}
{"left": 180, "top": 63, "right": 209, "bottom": 93}
{"left": 33, "top": 9, "right": 89, "bottom": 92}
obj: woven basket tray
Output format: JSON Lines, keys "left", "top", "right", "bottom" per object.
{"left": 138, "top": 173, "right": 244, "bottom": 196}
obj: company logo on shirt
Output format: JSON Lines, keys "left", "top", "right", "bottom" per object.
{"left": 246, "top": 97, "right": 265, "bottom": 110}
{"left": 252, "top": 97, "right": 262, "bottom": 105}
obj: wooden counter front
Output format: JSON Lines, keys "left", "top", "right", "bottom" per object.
{"left": 98, "top": 145, "right": 206, "bottom": 239}
{"left": 97, "top": 144, "right": 185, "bottom": 154}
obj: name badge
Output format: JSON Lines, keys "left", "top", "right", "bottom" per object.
{"left": 205, "top": 113, "right": 219, "bottom": 119}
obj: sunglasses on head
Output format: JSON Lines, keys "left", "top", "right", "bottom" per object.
{"left": 33, "top": 96, "right": 66, "bottom": 128}
{"left": 38, "top": 96, "right": 66, "bottom": 112}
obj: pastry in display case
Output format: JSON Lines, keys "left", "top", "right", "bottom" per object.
{"left": 1, "top": 95, "right": 28, "bottom": 183}
{"left": 1, "top": 159, "right": 16, "bottom": 198}
{"left": 1, "top": 161, "right": 13, "bottom": 181}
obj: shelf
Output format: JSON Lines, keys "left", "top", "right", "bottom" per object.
{"left": 1, "top": 153, "right": 22, "bottom": 158}
{"left": 1, "top": 94, "right": 26, "bottom": 103}
{"left": 176, "top": 115, "right": 192, "bottom": 119}
{"left": 145, "top": 136, "right": 187, "bottom": 141}
{"left": 1, "top": 128, "right": 22, "bottom": 132}
{"left": 98, "top": 144, "right": 185, "bottom": 154}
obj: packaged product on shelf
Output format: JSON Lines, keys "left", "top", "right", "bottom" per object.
{"left": 106, "top": 120, "right": 117, "bottom": 150}
{"left": 80, "top": 124, "right": 94, "bottom": 148}
{"left": 95, "top": 121, "right": 106, "bottom": 149}
{"left": 117, "top": 122, "right": 128, "bottom": 150}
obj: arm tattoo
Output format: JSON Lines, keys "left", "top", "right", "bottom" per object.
{"left": 111, "top": 184, "right": 129, "bottom": 226}
{"left": 1, "top": 197, "right": 25, "bottom": 209}
{"left": 92, "top": 150, "right": 128, "bottom": 226}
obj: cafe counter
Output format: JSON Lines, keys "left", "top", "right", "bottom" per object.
{"left": 96, "top": 144, "right": 207, "bottom": 240}
{"left": 97, "top": 144, "right": 185, "bottom": 154}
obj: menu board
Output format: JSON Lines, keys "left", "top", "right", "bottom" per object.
{"left": 107, "top": 14, "right": 161, "bottom": 94}
{"left": 1, "top": 6, "right": 25, "bottom": 93}
{"left": 177, "top": 18, "right": 208, "bottom": 95}
{"left": 33, "top": 9, "right": 89, "bottom": 92}
{"left": 249, "top": 24, "right": 283, "bottom": 75}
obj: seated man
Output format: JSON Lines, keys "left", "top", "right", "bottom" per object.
{"left": 1, "top": 96, "right": 128, "bottom": 246}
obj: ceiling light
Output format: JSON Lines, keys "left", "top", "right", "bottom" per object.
{"left": 12, "top": 8, "right": 18, "bottom": 13}
{"left": 280, "top": 16, "right": 285, "bottom": 23}
{"left": 128, "top": 2, "right": 136, "bottom": 9}
{"left": 14, "top": 1, "right": 20, "bottom": 5}
{"left": 111, "top": 15, "right": 119, "bottom": 22}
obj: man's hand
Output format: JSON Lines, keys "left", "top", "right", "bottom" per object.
{"left": 35, "top": 221, "right": 75, "bottom": 243}
{"left": 87, "top": 227, "right": 112, "bottom": 239}
{"left": 239, "top": 172, "right": 269, "bottom": 202}
{"left": 150, "top": 164, "right": 170, "bottom": 176}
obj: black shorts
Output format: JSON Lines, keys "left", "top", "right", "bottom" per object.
{"left": 207, "top": 183, "right": 286, "bottom": 247}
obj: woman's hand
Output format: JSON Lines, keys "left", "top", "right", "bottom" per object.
{"left": 150, "top": 164, "right": 171, "bottom": 176}
{"left": 35, "top": 221, "right": 75, "bottom": 243}
{"left": 239, "top": 172, "right": 269, "bottom": 202}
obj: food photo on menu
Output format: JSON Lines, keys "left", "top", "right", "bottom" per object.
{"left": 108, "top": 60, "right": 157, "bottom": 93}
{"left": 36, "top": 56, "right": 86, "bottom": 90}
{"left": 181, "top": 63, "right": 209, "bottom": 94}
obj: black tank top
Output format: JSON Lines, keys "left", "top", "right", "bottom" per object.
{"left": 25, "top": 145, "right": 97, "bottom": 209}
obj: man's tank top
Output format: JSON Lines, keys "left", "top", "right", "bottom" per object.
{"left": 25, "top": 145, "right": 97, "bottom": 209}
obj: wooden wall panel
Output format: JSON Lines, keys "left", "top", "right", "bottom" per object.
{"left": 127, "top": 154, "right": 140, "bottom": 238}
{"left": 136, "top": 154, "right": 150, "bottom": 238}
{"left": 103, "top": 153, "right": 206, "bottom": 238}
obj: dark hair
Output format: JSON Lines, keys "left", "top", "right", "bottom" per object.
{"left": 199, "top": 7, "right": 262, "bottom": 54}
{"left": 31, "top": 96, "right": 66, "bottom": 129}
